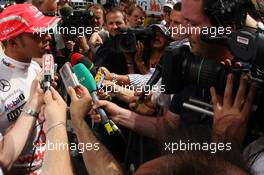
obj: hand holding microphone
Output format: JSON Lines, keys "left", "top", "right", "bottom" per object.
{"left": 67, "top": 85, "right": 93, "bottom": 126}
{"left": 72, "top": 63, "right": 122, "bottom": 135}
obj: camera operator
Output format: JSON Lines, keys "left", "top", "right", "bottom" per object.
{"left": 99, "top": 3, "right": 187, "bottom": 107}
{"left": 93, "top": 8, "right": 138, "bottom": 74}
{"left": 93, "top": 2, "right": 187, "bottom": 86}
{"left": 134, "top": 24, "right": 171, "bottom": 74}
{"left": 96, "top": 3, "right": 187, "bottom": 116}
{"left": 80, "top": 4, "right": 106, "bottom": 58}
{"left": 0, "top": 4, "right": 60, "bottom": 174}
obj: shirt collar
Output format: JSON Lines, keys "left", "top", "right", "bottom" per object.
{"left": 1, "top": 52, "right": 31, "bottom": 70}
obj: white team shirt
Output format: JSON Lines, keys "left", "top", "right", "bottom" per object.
{"left": 0, "top": 50, "right": 45, "bottom": 175}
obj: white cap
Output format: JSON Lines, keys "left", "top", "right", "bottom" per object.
{"left": 163, "top": 0, "right": 181, "bottom": 9}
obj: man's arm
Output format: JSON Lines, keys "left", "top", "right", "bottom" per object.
{"left": 68, "top": 86, "right": 124, "bottom": 175}
{"left": 101, "top": 67, "right": 130, "bottom": 86}
{"left": 73, "top": 119, "right": 124, "bottom": 175}
{"left": 0, "top": 103, "right": 37, "bottom": 170}
{"left": 0, "top": 78, "right": 43, "bottom": 170}
{"left": 40, "top": 88, "right": 73, "bottom": 175}
{"left": 92, "top": 100, "right": 180, "bottom": 139}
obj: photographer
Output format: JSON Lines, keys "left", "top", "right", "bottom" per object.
{"left": 94, "top": 2, "right": 187, "bottom": 88}
{"left": 98, "top": 3, "right": 188, "bottom": 115}
{"left": 134, "top": 24, "right": 171, "bottom": 74}
{"left": 93, "top": 8, "right": 138, "bottom": 74}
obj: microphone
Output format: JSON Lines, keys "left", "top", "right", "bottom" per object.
{"left": 136, "top": 58, "right": 163, "bottom": 106}
{"left": 42, "top": 54, "right": 54, "bottom": 92}
{"left": 59, "top": 62, "right": 80, "bottom": 89}
{"left": 70, "top": 53, "right": 97, "bottom": 77}
{"left": 72, "top": 63, "right": 121, "bottom": 135}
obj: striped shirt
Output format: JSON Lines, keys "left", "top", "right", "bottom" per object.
{"left": 128, "top": 68, "right": 155, "bottom": 89}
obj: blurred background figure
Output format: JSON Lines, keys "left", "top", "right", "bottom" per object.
{"left": 119, "top": 0, "right": 135, "bottom": 14}
{"left": 160, "top": 0, "right": 177, "bottom": 27}
{"left": 127, "top": 4, "right": 146, "bottom": 28}
{"left": 86, "top": 4, "right": 106, "bottom": 31}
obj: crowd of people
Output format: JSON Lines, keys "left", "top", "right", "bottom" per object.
{"left": 0, "top": 0, "right": 264, "bottom": 175}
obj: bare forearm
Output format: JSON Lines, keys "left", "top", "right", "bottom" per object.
{"left": 115, "top": 111, "right": 180, "bottom": 140}
{"left": 73, "top": 117, "right": 124, "bottom": 175}
{"left": 0, "top": 112, "right": 36, "bottom": 170}
{"left": 41, "top": 125, "right": 73, "bottom": 175}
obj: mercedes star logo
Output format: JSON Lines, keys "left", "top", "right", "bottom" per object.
{"left": 0, "top": 79, "right": 11, "bottom": 92}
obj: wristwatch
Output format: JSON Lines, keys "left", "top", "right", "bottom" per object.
{"left": 22, "top": 106, "right": 39, "bottom": 118}
{"left": 111, "top": 73, "right": 118, "bottom": 83}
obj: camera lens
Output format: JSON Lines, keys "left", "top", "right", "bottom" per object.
{"left": 162, "top": 46, "right": 230, "bottom": 94}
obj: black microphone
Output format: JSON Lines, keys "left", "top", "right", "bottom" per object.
{"left": 136, "top": 57, "right": 163, "bottom": 106}
{"left": 70, "top": 53, "right": 97, "bottom": 77}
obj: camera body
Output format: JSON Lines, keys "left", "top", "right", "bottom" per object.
{"left": 159, "top": 0, "right": 264, "bottom": 131}
{"left": 161, "top": 45, "right": 231, "bottom": 94}
{"left": 162, "top": 0, "right": 264, "bottom": 93}
{"left": 60, "top": 10, "right": 94, "bottom": 37}
{"left": 202, "top": 0, "right": 264, "bottom": 84}
{"left": 110, "top": 27, "right": 155, "bottom": 53}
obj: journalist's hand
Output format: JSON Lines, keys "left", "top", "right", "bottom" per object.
{"left": 210, "top": 74, "right": 256, "bottom": 143}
